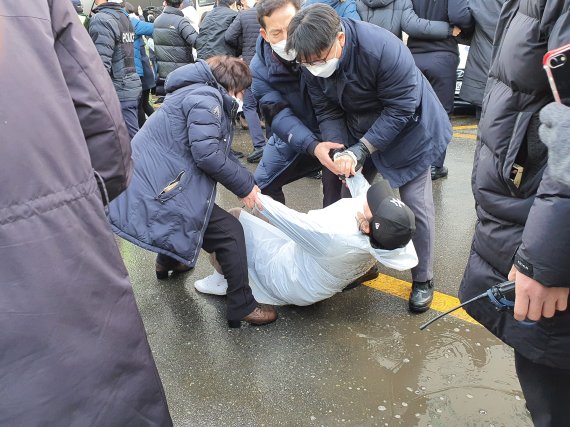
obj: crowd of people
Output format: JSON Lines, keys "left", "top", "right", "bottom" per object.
{"left": 1, "top": 0, "right": 569, "bottom": 425}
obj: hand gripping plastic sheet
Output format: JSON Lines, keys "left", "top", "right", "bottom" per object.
{"left": 239, "top": 172, "right": 418, "bottom": 306}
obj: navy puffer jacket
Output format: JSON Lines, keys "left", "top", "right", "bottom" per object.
{"left": 225, "top": 8, "right": 260, "bottom": 65}
{"left": 304, "top": 19, "right": 451, "bottom": 188}
{"left": 250, "top": 38, "right": 322, "bottom": 188}
{"left": 459, "top": 0, "right": 570, "bottom": 368}
{"left": 108, "top": 61, "right": 254, "bottom": 266}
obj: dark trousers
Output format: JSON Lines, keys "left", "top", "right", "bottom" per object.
{"left": 243, "top": 88, "right": 266, "bottom": 150}
{"left": 261, "top": 154, "right": 322, "bottom": 205}
{"left": 413, "top": 51, "right": 459, "bottom": 168}
{"left": 515, "top": 351, "right": 570, "bottom": 427}
{"left": 200, "top": 204, "right": 257, "bottom": 321}
{"left": 120, "top": 99, "right": 140, "bottom": 140}
{"left": 138, "top": 88, "right": 155, "bottom": 128}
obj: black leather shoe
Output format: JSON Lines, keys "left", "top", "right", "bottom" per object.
{"left": 155, "top": 258, "right": 192, "bottom": 280}
{"left": 431, "top": 166, "right": 448, "bottom": 181}
{"left": 409, "top": 280, "right": 434, "bottom": 313}
{"left": 307, "top": 170, "right": 322, "bottom": 180}
{"left": 342, "top": 265, "right": 379, "bottom": 292}
{"left": 230, "top": 148, "right": 244, "bottom": 159}
{"left": 246, "top": 147, "right": 264, "bottom": 163}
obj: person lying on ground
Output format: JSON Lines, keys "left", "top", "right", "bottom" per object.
{"left": 194, "top": 172, "right": 418, "bottom": 306}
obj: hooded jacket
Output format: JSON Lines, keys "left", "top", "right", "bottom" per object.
{"left": 459, "top": 0, "right": 570, "bottom": 369}
{"left": 0, "top": 1, "right": 171, "bottom": 424}
{"left": 89, "top": 2, "right": 142, "bottom": 102}
{"left": 108, "top": 61, "right": 255, "bottom": 266}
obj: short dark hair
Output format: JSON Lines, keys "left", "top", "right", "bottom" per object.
{"left": 286, "top": 4, "right": 340, "bottom": 62}
{"left": 218, "top": 0, "right": 237, "bottom": 7}
{"left": 165, "top": 0, "right": 183, "bottom": 7}
{"left": 256, "top": 0, "right": 300, "bottom": 28}
{"left": 207, "top": 56, "right": 252, "bottom": 94}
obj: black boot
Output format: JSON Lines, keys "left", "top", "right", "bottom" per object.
{"left": 409, "top": 280, "right": 434, "bottom": 313}
{"left": 431, "top": 166, "right": 448, "bottom": 181}
{"left": 155, "top": 254, "right": 192, "bottom": 280}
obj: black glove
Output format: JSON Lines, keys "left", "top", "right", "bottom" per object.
{"left": 259, "top": 101, "right": 289, "bottom": 128}
{"left": 345, "top": 141, "right": 370, "bottom": 172}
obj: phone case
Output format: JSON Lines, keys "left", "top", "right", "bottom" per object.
{"left": 543, "top": 43, "right": 570, "bottom": 105}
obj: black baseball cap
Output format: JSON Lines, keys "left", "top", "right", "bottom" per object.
{"left": 366, "top": 180, "right": 416, "bottom": 250}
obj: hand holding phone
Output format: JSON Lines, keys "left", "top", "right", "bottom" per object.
{"left": 543, "top": 43, "right": 570, "bottom": 105}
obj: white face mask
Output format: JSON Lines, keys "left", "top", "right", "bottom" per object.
{"left": 305, "top": 42, "right": 339, "bottom": 78}
{"left": 233, "top": 96, "right": 244, "bottom": 112}
{"left": 246, "top": 0, "right": 256, "bottom": 7}
{"left": 270, "top": 39, "right": 297, "bottom": 62}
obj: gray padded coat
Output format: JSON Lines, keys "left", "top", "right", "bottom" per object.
{"left": 0, "top": 1, "right": 171, "bottom": 425}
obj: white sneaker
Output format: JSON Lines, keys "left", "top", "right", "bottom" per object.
{"left": 194, "top": 271, "right": 228, "bottom": 296}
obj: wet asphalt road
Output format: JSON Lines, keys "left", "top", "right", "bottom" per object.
{"left": 119, "top": 113, "right": 533, "bottom": 426}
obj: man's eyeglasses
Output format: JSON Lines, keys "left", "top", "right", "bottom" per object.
{"left": 298, "top": 41, "right": 335, "bottom": 67}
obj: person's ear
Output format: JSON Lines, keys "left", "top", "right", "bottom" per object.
{"left": 338, "top": 32, "right": 345, "bottom": 49}
{"left": 361, "top": 220, "right": 370, "bottom": 234}
{"left": 260, "top": 27, "right": 269, "bottom": 43}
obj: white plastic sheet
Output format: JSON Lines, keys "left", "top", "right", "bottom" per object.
{"left": 239, "top": 172, "right": 418, "bottom": 306}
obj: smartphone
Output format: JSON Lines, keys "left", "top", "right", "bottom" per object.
{"left": 543, "top": 43, "right": 570, "bottom": 105}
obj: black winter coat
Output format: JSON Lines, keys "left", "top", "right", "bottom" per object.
{"left": 89, "top": 2, "right": 142, "bottom": 102}
{"left": 225, "top": 8, "right": 260, "bottom": 65}
{"left": 459, "top": 0, "right": 570, "bottom": 369}
{"left": 196, "top": 5, "right": 238, "bottom": 59}
{"left": 304, "top": 19, "right": 451, "bottom": 188}
{"left": 153, "top": 6, "right": 198, "bottom": 79}
{"left": 458, "top": 0, "right": 505, "bottom": 107}
{"left": 407, "top": 0, "right": 472, "bottom": 55}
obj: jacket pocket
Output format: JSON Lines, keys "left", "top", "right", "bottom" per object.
{"left": 502, "top": 112, "right": 547, "bottom": 198}
{"left": 157, "top": 171, "right": 186, "bottom": 203}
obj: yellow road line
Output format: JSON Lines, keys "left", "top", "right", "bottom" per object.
{"left": 452, "top": 125, "right": 478, "bottom": 130}
{"left": 364, "top": 274, "right": 479, "bottom": 325}
{"left": 453, "top": 133, "right": 477, "bottom": 139}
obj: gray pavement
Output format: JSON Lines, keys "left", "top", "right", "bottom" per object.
{"left": 120, "top": 114, "right": 533, "bottom": 426}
